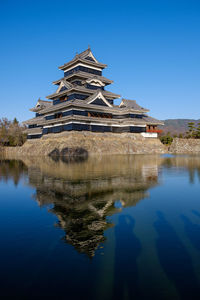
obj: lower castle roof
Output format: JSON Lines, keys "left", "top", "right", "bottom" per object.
{"left": 120, "top": 99, "right": 149, "bottom": 112}
{"left": 30, "top": 99, "right": 52, "bottom": 112}
{"left": 29, "top": 98, "right": 148, "bottom": 115}
{"left": 24, "top": 99, "right": 164, "bottom": 127}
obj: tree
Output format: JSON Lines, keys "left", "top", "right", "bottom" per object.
{"left": 13, "top": 118, "right": 19, "bottom": 125}
{"left": 195, "top": 123, "right": 200, "bottom": 139}
{"left": 186, "top": 122, "right": 200, "bottom": 139}
{"left": 187, "top": 122, "right": 196, "bottom": 138}
{"left": 0, "top": 118, "right": 27, "bottom": 147}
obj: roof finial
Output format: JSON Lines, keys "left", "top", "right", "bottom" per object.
{"left": 88, "top": 44, "right": 91, "bottom": 50}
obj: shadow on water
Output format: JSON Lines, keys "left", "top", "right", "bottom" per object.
{"left": 154, "top": 211, "right": 200, "bottom": 300}
{"left": 181, "top": 213, "right": 200, "bottom": 251}
{"left": 112, "top": 215, "right": 141, "bottom": 300}
{"left": 192, "top": 210, "right": 200, "bottom": 219}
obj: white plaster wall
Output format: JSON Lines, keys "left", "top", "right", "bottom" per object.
{"left": 141, "top": 132, "right": 158, "bottom": 138}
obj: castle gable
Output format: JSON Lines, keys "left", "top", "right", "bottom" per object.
{"left": 87, "top": 91, "right": 112, "bottom": 107}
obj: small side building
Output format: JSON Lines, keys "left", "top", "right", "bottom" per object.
{"left": 24, "top": 48, "right": 163, "bottom": 139}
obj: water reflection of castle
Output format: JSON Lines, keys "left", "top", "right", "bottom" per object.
{"left": 2, "top": 155, "right": 200, "bottom": 257}
{"left": 25, "top": 156, "right": 160, "bottom": 257}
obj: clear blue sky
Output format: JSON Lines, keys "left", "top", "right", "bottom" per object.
{"left": 1, "top": 0, "right": 200, "bottom": 122}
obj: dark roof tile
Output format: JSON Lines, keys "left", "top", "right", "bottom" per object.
{"left": 120, "top": 99, "right": 149, "bottom": 112}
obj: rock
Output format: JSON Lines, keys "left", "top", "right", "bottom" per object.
{"left": 60, "top": 147, "right": 88, "bottom": 158}
{"left": 169, "top": 138, "right": 200, "bottom": 153}
{"left": 48, "top": 148, "right": 60, "bottom": 161}
{"left": 47, "top": 147, "right": 88, "bottom": 163}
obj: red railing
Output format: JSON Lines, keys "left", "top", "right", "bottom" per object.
{"left": 147, "top": 129, "right": 162, "bottom": 133}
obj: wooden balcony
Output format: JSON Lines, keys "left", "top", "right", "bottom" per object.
{"left": 146, "top": 129, "right": 162, "bottom": 133}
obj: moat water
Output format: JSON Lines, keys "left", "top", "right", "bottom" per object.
{"left": 0, "top": 154, "right": 200, "bottom": 299}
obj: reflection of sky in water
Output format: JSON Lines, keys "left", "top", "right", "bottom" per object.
{"left": 0, "top": 155, "right": 200, "bottom": 299}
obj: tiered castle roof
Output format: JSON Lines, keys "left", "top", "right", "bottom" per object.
{"left": 24, "top": 47, "right": 163, "bottom": 138}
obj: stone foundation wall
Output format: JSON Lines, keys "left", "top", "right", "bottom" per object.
{"left": 2, "top": 131, "right": 166, "bottom": 157}
{"left": 169, "top": 138, "right": 200, "bottom": 153}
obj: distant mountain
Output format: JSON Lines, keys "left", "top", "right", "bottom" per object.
{"left": 159, "top": 119, "right": 200, "bottom": 136}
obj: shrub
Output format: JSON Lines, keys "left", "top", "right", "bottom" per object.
{"left": 160, "top": 132, "right": 173, "bottom": 145}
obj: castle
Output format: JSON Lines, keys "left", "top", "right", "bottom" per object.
{"left": 24, "top": 48, "right": 163, "bottom": 139}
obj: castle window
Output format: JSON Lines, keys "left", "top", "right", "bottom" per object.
{"left": 55, "top": 112, "right": 63, "bottom": 119}
{"left": 88, "top": 112, "right": 112, "bottom": 118}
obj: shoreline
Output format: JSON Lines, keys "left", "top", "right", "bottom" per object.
{"left": 1, "top": 134, "right": 200, "bottom": 158}
{"left": 1, "top": 131, "right": 166, "bottom": 157}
